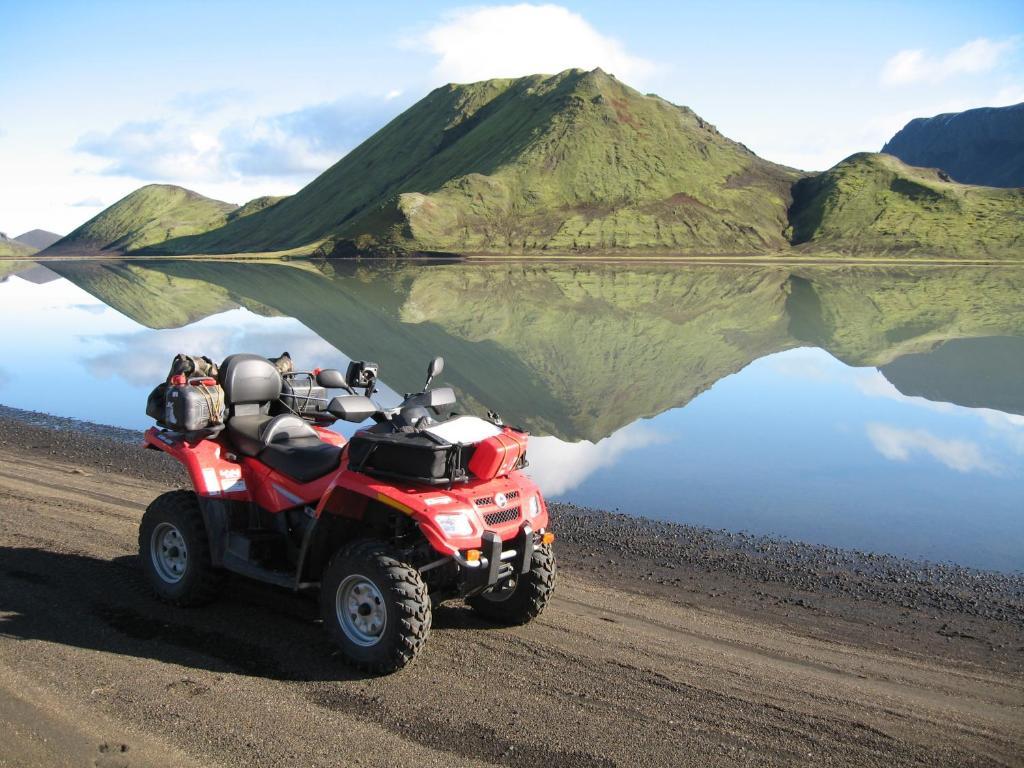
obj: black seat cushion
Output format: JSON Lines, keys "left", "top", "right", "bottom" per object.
{"left": 227, "top": 413, "right": 341, "bottom": 482}
{"left": 226, "top": 414, "right": 273, "bottom": 457}
{"left": 261, "top": 437, "right": 342, "bottom": 483}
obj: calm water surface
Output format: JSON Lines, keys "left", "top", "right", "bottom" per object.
{"left": 1, "top": 258, "right": 1021, "bottom": 571}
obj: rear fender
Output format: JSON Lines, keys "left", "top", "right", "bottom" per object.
{"left": 144, "top": 427, "right": 249, "bottom": 500}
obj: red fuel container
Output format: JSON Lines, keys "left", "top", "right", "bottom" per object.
{"left": 468, "top": 430, "right": 528, "bottom": 480}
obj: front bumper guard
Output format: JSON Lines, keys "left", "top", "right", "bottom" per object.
{"left": 460, "top": 523, "right": 536, "bottom": 597}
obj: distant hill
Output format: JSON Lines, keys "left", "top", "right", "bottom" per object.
{"left": 42, "top": 185, "right": 239, "bottom": 255}
{"left": 14, "top": 229, "right": 62, "bottom": 250}
{"left": 0, "top": 232, "right": 37, "bottom": 258}
{"left": 788, "top": 153, "right": 1024, "bottom": 257}
{"left": 228, "top": 195, "right": 287, "bottom": 221}
{"left": 882, "top": 103, "right": 1024, "bottom": 188}
{"left": 146, "top": 68, "right": 799, "bottom": 256}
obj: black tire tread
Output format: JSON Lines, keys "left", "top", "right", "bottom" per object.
{"left": 468, "top": 544, "right": 556, "bottom": 625}
{"left": 321, "top": 539, "right": 431, "bottom": 674}
{"left": 138, "top": 490, "right": 222, "bottom": 607}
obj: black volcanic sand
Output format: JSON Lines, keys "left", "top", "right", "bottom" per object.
{"left": 2, "top": 403, "right": 1021, "bottom": 673}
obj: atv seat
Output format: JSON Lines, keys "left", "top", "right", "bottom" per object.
{"left": 220, "top": 354, "right": 342, "bottom": 484}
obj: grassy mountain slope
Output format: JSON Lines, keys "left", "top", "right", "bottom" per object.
{"left": 789, "top": 153, "right": 1024, "bottom": 257}
{"left": 0, "top": 233, "right": 37, "bottom": 258}
{"left": 14, "top": 229, "right": 62, "bottom": 250}
{"left": 882, "top": 102, "right": 1024, "bottom": 188}
{"left": 44, "top": 185, "right": 238, "bottom": 254}
{"left": 148, "top": 69, "right": 798, "bottom": 256}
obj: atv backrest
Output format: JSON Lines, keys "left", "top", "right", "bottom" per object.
{"left": 219, "top": 354, "right": 282, "bottom": 416}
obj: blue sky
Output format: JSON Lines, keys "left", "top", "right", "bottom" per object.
{"left": 2, "top": 0, "right": 1022, "bottom": 234}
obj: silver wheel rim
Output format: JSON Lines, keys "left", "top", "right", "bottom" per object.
{"left": 336, "top": 574, "right": 387, "bottom": 647}
{"left": 151, "top": 522, "right": 188, "bottom": 584}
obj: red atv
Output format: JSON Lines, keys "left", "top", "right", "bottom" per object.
{"left": 140, "top": 354, "right": 555, "bottom": 673}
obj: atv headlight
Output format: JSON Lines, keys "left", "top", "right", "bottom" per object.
{"left": 435, "top": 512, "right": 474, "bottom": 537}
{"left": 525, "top": 495, "right": 541, "bottom": 519}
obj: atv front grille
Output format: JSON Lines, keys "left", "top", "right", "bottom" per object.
{"left": 474, "top": 490, "right": 520, "bottom": 507}
{"left": 484, "top": 506, "right": 520, "bottom": 527}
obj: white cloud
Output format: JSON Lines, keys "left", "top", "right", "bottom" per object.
{"left": 977, "top": 409, "right": 1024, "bottom": 455}
{"left": 993, "top": 83, "right": 1024, "bottom": 106}
{"left": 418, "top": 3, "right": 654, "bottom": 84}
{"left": 75, "top": 120, "right": 225, "bottom": 183}
{"left": 881, "top": 37, "right": 1018, "bottom": 86}
{"left": 70, "top": 196, "right": 106, "bottom": 208}
{"left": 74, "top": 95, "right": 407, "bottom": 184}
{"left": 524, "top": 421, "right": 668, "bottom": 496}
{"left": 866, "top": 422, "right": 998, "bottom": 474}
{"left": 81, "top": 312, "right": 350, "bottom": 387}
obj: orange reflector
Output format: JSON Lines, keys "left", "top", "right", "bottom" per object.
{"left": 465, "top": 549, "right": 481, "bottom": 562}
{"left": 541, "top": 532, "right": 555, "bottom": 545}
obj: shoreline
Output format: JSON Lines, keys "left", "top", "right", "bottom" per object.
{"left": 3, "top": 402, "right": 1021, "bottom": 661}
{"left": 5, "top": 252, "right": 1024, "bottom": 267}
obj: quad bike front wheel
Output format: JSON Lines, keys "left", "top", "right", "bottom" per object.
{"left": 139, "top": 490, "right": 222, "bottom": 606}
{"left": 468, "top": 544, "right": 556, "bottom": 625}
{"left": 320, "top": 540, "right": 432, "bottom": 673}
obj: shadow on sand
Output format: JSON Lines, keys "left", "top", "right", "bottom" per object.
{"left": 0, "top": 545, "right": 498, "bottom": 682}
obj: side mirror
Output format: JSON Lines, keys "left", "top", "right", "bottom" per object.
{"left": 428, "top": 356, "right": 444, "bottom": 379}
{"left": 327, "top": 395, "right": 377, "bottom": 423}
{"left": 426, "top": 386, "right": 456, "bottom": 409}
{"left": 423, "top": 356, "right": 444, "bottom": 392}
{"left": 316, "top": 368, "right": 346, "bottom": 388}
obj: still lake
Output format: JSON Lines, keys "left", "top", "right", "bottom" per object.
{"left": 2, "top": 258, "right": 1022, "bottom": 572}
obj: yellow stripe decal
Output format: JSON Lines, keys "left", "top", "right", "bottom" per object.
{"left": 376, "top": 493, "right": 414, "bottom": 516}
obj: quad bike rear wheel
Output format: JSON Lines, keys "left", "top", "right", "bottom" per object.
{"left": 139, "top": 490, "right": 222, "bottom": 606}
{"left": 320, "top": 540, "right": 431, "bottom": 673}
{"left": 468, "top": 544, "right": 556, "bottom": 625}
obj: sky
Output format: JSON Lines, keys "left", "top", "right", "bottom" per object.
{"left": 1, "top": 0, "right": 1022, "bottom": 235}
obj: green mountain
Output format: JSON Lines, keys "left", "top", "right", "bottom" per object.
{"left": 789, "top": 153, "right": 1024, "bottom": 258}
{"left": 0, "top": 233, "right": 37, "bottom": 258}
{"left": 147, "top": 69, "right": 799, "bottom": 256}
{"left": 43, "top": 185, "right": 238, "bottom": 255}
{"left": 49, "top": 258, "right": 1024, "bottom": 440}
{"left": 882, "top": 102, "right": 1024, "bottom": 188}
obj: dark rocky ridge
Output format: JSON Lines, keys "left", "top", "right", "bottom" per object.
{"left": 882, "top": 102, "right": 1024, "bottom": 187}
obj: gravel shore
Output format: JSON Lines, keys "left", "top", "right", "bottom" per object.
{"left": 0, "top": 404, "right": 1021, "bottom": 766}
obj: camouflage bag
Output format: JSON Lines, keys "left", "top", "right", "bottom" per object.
{"left": 167, "top": 353, "right": 219, "bottom": 381}
{"left": 268, "top": 351, "right": 293, "bottom": 374}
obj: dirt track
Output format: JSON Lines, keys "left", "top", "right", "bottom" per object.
{"left": 0, "top": 417, "right": 1021, "bottom": 767}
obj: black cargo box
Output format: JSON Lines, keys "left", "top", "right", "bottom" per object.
{"left": 279, "top": 375, "right": 328, "bottom": 418}
{"left": 348, "top": 430, "right": 471, "bottom": 485}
